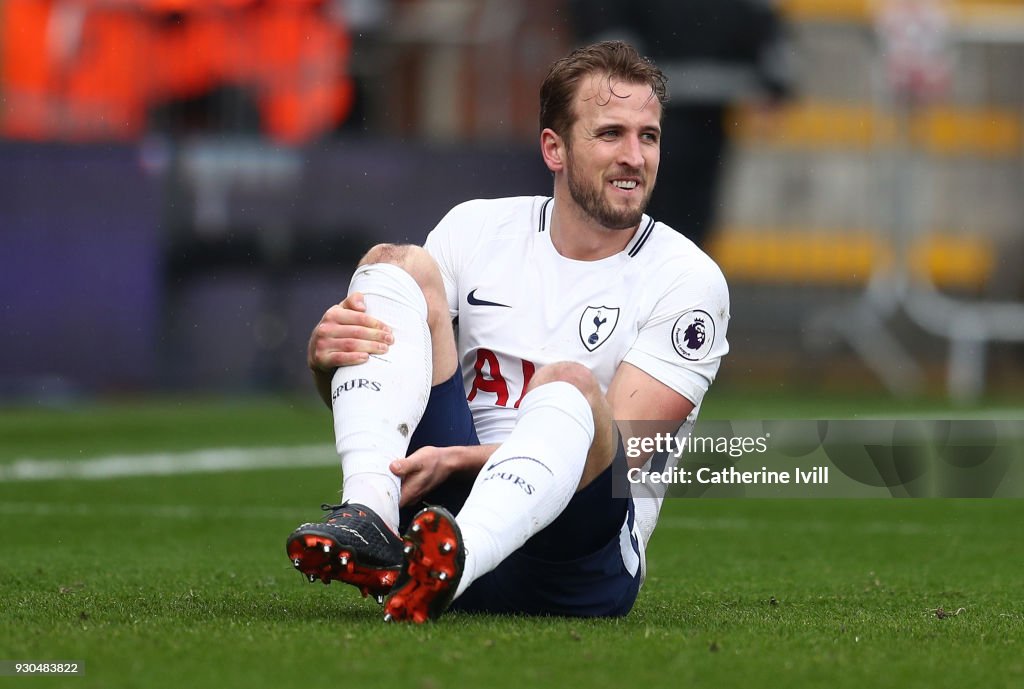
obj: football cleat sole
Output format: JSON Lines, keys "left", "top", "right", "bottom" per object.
{"left": 383, "top": 506, "right": 464, "bottom": 623}
{"left": 286, "top": 532, "right": 399, "bottom": 601}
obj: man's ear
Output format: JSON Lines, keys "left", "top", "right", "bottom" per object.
{"left": 540, "top": 128, "right": 566, "bottom": 173}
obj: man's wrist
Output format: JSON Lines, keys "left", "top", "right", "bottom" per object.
{"left": 446, "top": 444, "right": 496, "bottom": 475}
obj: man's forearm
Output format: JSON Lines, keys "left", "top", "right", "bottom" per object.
{"left": 445, "top": 443, "right": 500, "bottom": 476}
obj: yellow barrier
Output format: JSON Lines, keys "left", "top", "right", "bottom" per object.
{"left": 709, "top": 230, "right": 994, "bottom": 288}
{"left": 731, "top": 102, "right": 1022, "bottom": 157}
{"left": 781, "top": 0, "right": 1024, "bottom": 24}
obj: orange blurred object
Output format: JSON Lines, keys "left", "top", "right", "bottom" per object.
{"left": 0, "top": 0, "right": 354, "bottom": 143}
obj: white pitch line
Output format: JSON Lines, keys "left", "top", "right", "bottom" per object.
{"left": 859, "top": 410, "right": 1024, "bottom": 420}
{"left": 0, "top": 501, "right": 311, "bottom": 521}
{"left": 0, "top": 444, "right": 337, "bottom": 482}
{"left": 656, "top": 515, "right": 937, "bottom": 536}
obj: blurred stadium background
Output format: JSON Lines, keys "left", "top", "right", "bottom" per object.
{"left": 2, "top": 0, "right": 1024, "bottom": 408}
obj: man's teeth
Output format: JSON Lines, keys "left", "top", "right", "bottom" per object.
{"left": 612, "top": 180, "right": 637, "bottom": 189}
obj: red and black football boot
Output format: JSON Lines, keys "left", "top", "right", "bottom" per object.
{"left": 286, "top": 503, "right": 403, "bottom": 603}
{"left": 383, "top": 505, "right": 464, "bottom": 623}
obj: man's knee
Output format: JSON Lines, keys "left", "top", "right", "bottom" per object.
{"left": 527, "top": 362, "right": 604, "bottom": 412}
{"left": 359, "top": 244, "right": 446, "bottom": 310}
{"left": 360, "top": 244, "right": 439, "bottom": 288}
{"left": 359, "top": 243, "right": 410, "bottom": 267}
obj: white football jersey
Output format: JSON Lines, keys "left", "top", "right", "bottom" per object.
{"left": 424, "top": 196, "right": 730, "bottom": 559}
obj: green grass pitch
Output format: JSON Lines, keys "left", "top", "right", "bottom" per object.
{"left": 1, "top": 394, "right": 1022, "bottom": 688}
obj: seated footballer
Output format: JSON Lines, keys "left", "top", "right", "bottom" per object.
{"left": 286, "top": 40, "right": 730, "bottom": 622}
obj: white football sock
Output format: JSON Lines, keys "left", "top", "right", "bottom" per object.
{"left": 335, "top": 263, "right": 432, "bottom": 531}
{"left": 454, "top": 381, "right": 594, "bottom": 598}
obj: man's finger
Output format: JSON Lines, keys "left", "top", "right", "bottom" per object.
{"left": 318, "top": 323, "right": 393, "bottom": 344}
{"left": 343, "top": 292, "right": 366, "bottom": 311}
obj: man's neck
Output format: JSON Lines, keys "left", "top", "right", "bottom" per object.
{"left": 548, "top": 197, "right": 639, "bottom": 262}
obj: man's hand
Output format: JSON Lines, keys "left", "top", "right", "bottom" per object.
{"left": 307, "top": 292, "right": 394, "bottom": 371}
{"left": 389, "top": 446, "right": 455, "bottom": 507}
{"left": 308, "top": 292, "right": 394, "bottom": 406}
{"left": 390, "top": 443, "right": 499, "bottom": 507}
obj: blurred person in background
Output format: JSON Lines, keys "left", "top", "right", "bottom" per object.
{"left": 0, "top": 0, "right": 355, "bottom": 144}
{"left": 569, "top": 0, "right": 794, "bottom": 248}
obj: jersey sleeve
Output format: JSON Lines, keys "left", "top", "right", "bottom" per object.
{"left": 423, "top": 201, "right": 479, "bottom": 320}
{"left": 622, "top": 258, "right": 730, "bottom": 407}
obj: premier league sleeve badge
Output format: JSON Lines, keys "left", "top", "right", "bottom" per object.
{"left": 672, "top": 309, "right": 715, "bottom": 361}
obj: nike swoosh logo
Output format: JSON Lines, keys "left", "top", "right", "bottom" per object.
{"left": 487, "top": 456, "right": 553, "bottom": 475}
{"left": 467, "top": 289, "right": 511, "bottom": 308}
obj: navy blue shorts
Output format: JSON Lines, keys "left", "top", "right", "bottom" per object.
{"left": 401, "top": 368, "right": 643, "bottom": 618}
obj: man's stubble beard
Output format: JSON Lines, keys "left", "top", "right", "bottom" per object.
{"left": 565, "top": 147, "right": 654, "bottom": 231}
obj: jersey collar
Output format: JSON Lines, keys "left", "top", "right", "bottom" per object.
{"left": 537, "top": 197, "right": 656, "bottom": 258}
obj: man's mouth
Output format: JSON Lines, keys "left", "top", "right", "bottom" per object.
{"left": 611, "top": 179, "right": 639, "bottom": 190}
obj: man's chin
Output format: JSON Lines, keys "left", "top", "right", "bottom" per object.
{"left": 606, "top": 220, "right": 641, "bottom": 231}
{"left": 570, "top": 184, "right": 649, "bottom": 230}
{"left": 603, "top": 207, "right": 646, "bottom": 230}
{"left": 605, "top": 195, "right": 651, "bottom": 229}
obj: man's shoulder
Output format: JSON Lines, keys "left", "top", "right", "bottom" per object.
{"left": 635, "top": 219, "right": 727, "bottom": 285}
{"left": 444, "top": 195, "right": 550, "bottom": 226}
{"left": 431, "top": 196, "right": 550, "bottom": 249}
{"left": 426, "top": 196, "right": 550, "bottom": 266}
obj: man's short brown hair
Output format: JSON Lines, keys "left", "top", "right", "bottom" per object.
{"left": 539, "top": 41, "right": 668, "bottom": 142}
